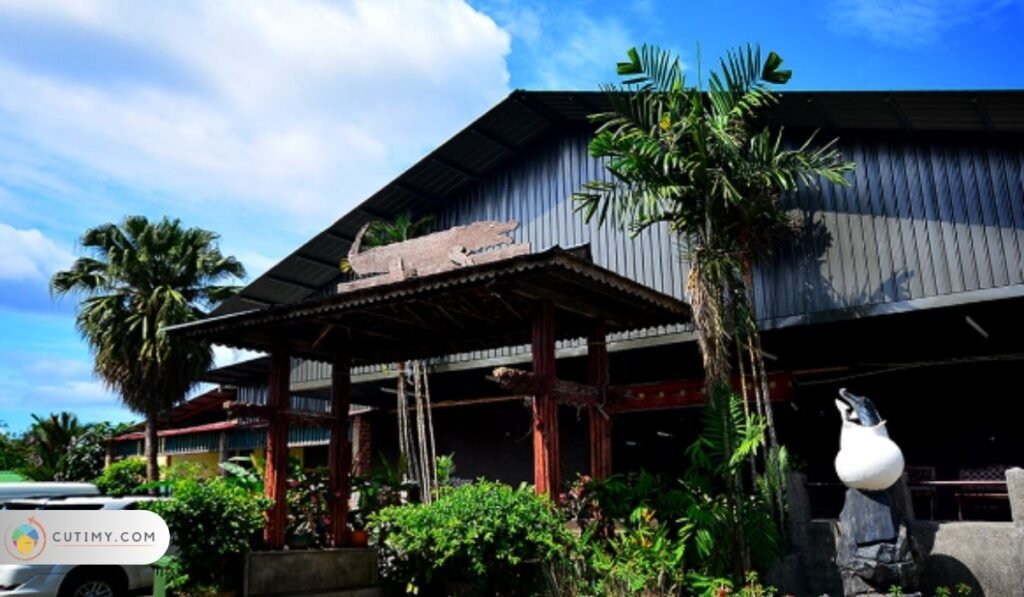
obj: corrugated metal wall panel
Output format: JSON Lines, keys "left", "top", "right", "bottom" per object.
{"left": 761, "top": 139, "right": 1024, "bottom": 319}
{"left": 435, "top": 132, "right": 1023, "bottom": 324}
{"left": 292, "top": 131, "right": 1023, "bottom": 385}
{"left": 164, "top": 432, "right": 219, "bottom": 455}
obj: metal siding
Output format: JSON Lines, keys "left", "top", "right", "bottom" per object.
{"left": 164, "top": 432, "right": 219, "bottom": 455}
{"left": 434, "top": 132, "right": 1022, "bottom": 327}
{"left": 289, "top": 131, "right": 1023, "bottom": 383}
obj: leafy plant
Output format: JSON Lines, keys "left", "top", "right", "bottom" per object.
{"left": 287, "top": 466, "right": 329, "bottom": 546}
{"left": 143, "top": 478, "right": 272, "bottom": 593}
{"left": 370, "top": 480, "right": 570, "bottom": 595}
{"left": 60, "top": 421, "right": 131, "bottom": 482}
{"left": 353, "top": 453, "right": 411, "bottom": 529}
{"left": 435, "top": 453, "right": 455, "bottom": 486}
{"left": 933, "top": 585, "right": 973, "bottom": 597}
{"left": 590, "top": 506, "right": 690, "bottom": 594}
{"left": 95, "top": 457, "right": 147, "bottom": 496}
{"left": 163, "top": 460, "right": 214, "bottom": 482}
{"left": 682, "top": 387, "right": 782, "bottom": 576}
{"left": 340, "top": 212, "right": 434, "bottom": 272}
{"left": 219, "top": 454, "right": 264, "bottom": 492}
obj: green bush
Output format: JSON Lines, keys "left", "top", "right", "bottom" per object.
{"left": 94, "top": 457, "right": 147, "bottom": 496}
{"left": 143, "top": 478, "right": 272, "bottom": 593}
{"left": 370, "top": 480, "right": 570, "bottom": 595}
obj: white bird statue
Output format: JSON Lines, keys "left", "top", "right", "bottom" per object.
{"left": 834, "top": 388, "right": 905, "bottom": 491}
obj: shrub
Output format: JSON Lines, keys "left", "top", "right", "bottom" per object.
{"left": 94, "top": 457, "right": 147, "bottom": 496}
{"left": 163, "top": 460, "right": 215, "bottom": 482}
{"left": 370, "top": 480, "right": 570, "bottom": 595}
{"left": 143, "top": 478, "right": 272, "bottom": 593}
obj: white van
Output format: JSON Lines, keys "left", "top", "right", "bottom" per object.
{"left": 0, "top": 483, "right": 100, "bottom": 505}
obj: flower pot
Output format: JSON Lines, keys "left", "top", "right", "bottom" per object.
{"left": 286, "top": 532, "right": 314, "bottom": 549}
{"left": 349, "top": 529, "right": 369, "bottom": 547}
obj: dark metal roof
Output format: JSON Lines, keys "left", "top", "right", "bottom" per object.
{"left": 173, "top": 245, "right": 691, "bottom": 364}
{"left": 216, "top": 90, "right": 1024, "bottom": 316}
{"left": 201, "top": 356, "right": 271, "bottom": 386}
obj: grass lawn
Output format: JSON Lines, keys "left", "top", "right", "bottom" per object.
{"left": 0, "top": 471, "right": 26, "bottom": 482}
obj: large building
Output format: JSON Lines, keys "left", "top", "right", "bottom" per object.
{"left": 124, "top": 90, "right": 1024, "bottom": 518}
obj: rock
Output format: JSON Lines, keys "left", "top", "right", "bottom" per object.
{"left": 835, "top": 479, "right": 923, "bottom": 596}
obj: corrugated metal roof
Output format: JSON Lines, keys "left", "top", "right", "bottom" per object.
{"left": 215, "top": 90, "right": 1024, "bottom": 315}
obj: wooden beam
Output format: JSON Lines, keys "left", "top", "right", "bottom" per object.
{"left": 224, "top": 402, "right": 342, "bottom": 426}
{"left": 507, "top": 282, "right": 626, "bottom": 327}
{"left": 492, "top": 367, "right": 607, "bottom": 407}
{"left": 587, "top": 322, "right": 612, "bottom": 480}
{"left": 312, "top": 324, "right": 335, "bottom": 351}
{"left": 323, "top": 230, "right": 355, "bottom": 243}
{"left": 295, "top": 253, "right": 342, "bottom": 270}
{"left": 239, "top": 296, "right": 274, "bottom": 307}
{"left": 356, "top": 206, "right": 389, "bottom": 221}
{"left": 432, "top": 156, "right": 481, "bottom": 182}
{"left": 263, "top": 347, "right": 290, "bottom": 549}
{"left": 266, "top": 275, "right": 322, "bottom": 293}
{"left": 605, "top": 372, "right": 794, "bottom": 414}
{"left": 469, "top": 127, "right": 520, "bottom": 156}
{"left": 531, "top": 300, "right": 560, "bottom": 497}
{"left": 393, "top": 181, "right": 438, "bottom": 203}
{"left": 328, "top": 348, "right": 352, "bottom": 547}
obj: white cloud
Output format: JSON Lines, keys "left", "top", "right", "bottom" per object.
{"left": 212, "top": 345, "right": 265, "bottom": 370}
{"left": 0, "top": 222, "right": 75, "bottom": 281}
{"left": 475, "top": 0, "right": 641, "bottom": 90}
{"left": 0, "top": 0, "right": 512, "bottom": 227}
{"left": 828, "top": 0, "right": 1019, "bottom": 46}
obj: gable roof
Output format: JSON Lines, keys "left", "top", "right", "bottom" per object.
{"left": 216, "top": 89, "right": 1024, "bottom": 316}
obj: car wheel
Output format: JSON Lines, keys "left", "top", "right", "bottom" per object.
{"left": 57, "top": 568, "right": 127, "bottom": 597}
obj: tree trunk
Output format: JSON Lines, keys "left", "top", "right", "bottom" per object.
{"left": 144, "top": 411, "right": 159, "bottom": 490}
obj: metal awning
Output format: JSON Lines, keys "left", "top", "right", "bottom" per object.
{"left": 169, "top": 246, "right": 690, "bottom": 365}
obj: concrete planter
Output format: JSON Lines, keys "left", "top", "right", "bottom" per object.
{"left": 243, "top": 548, "right": 379, "bottom": 596}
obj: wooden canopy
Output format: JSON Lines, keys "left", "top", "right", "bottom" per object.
{"left": 167, "top": 245, "right": 690, "bottom": 550}
{"left": 167, "top": 246, "right": 691, "bottom": 364}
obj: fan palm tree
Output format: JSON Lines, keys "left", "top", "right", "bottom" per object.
{"left": 574, "top": 44, "right": 854, "bottom": 576}
{"left": 51, "top": 216, "right": 245, "bottom": 483}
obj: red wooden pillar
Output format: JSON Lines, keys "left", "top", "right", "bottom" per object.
{"left": 587, "top": 322, "right": 612, "bottom": 480}
{"left": 532, "top": 300, "right": 560, "bottom": 497}
{"left": 263, "top": 346, "right": 290, "bottom": 549}
{"left": 328, "top": 349, "right": 352, "bottom": 547}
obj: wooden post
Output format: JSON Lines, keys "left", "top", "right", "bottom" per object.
{"left": 263, "top": 347, "right": 291, "bottom": 549}
{"left": 587, "top": 322, "right": 612, "bottom": 480}
{"left": 328, "top": 348, "right": 352, "bottom": 547}
{"left": 532, "top": 300, "right": 560, "bottom": 497}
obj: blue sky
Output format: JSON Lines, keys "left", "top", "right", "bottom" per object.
{"left": 0, "top": 0, "right": 1022, "bottom": 433}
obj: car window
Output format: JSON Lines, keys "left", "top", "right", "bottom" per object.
{"left": 41, "top": 504, "right": 106, "bottom": 510}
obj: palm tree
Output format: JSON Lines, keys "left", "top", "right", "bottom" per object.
{"left": 362, "top": 212, "right": 434, "bottom": 248}
{"left": 22, "top": 412, "right": 84, "bottom": 480}
{"left": 340, "top": 212, "right": 433, "bottom": 272}
{"left": 574, "top": 44, "right": 853, "bottom": 576}
{"left": 51, "top": 216, "right": 245, "bottom": 483}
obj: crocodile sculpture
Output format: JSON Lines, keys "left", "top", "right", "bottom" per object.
{"left": 337, "top": 220, "right": 529, "bottom": 292}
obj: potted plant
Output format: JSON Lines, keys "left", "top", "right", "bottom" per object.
{"left": 349, "top": 511, "right": 370, "bottom": 548}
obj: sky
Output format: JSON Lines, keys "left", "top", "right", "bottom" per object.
{"left": 1, "top": 0, "right": 1022, "bottom": 433}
